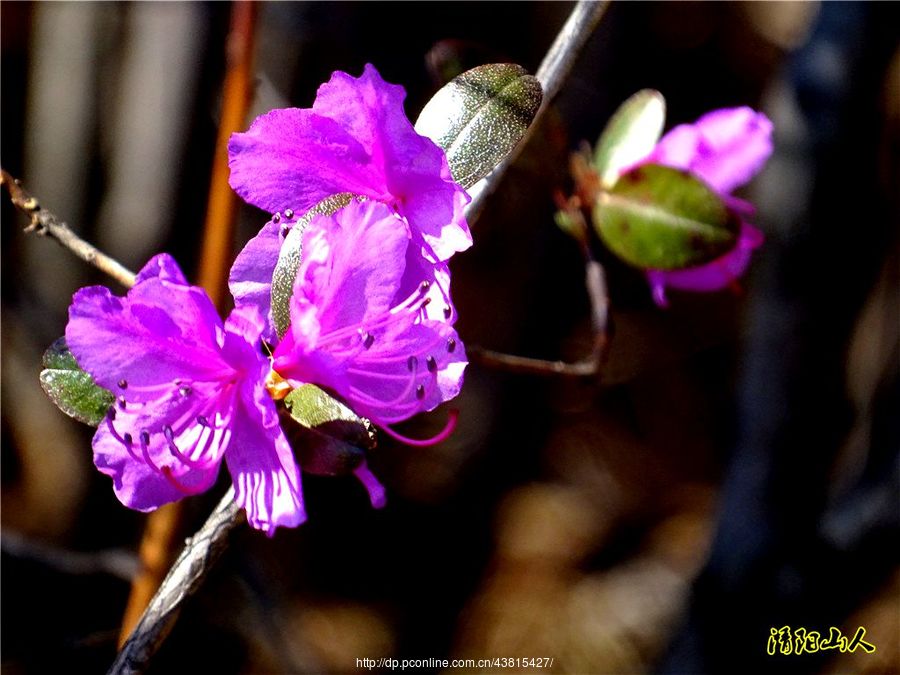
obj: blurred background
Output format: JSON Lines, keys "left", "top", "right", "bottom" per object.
{"left": 2, "top": 2, "right": 898, "bottom": 673}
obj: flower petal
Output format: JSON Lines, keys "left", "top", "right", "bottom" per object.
{"left": 646, "top": 222, "right": 764, "bottom": 307}
{"left": 648, "top": 107, "right": 773, "bottom": 193}
{"left": 225, "top": 362, "right": 305, "bottom": 535}
{"left": 228, "top": 108, "right": 387, "bottom": 216}
{"left": 345, "top": 320, "right": 467, "bottom": 425}
{"left": 67, "top": 261, "right": 230, "bottom": 400}
{"left": 313, "top": 63, "right": 471, "bottom": 260}
{"left": 229, "top": 64, "right": 471, "bottom": 261}
{"left": 93, "top": 394, "right": 223, "bottom": 512}
{"left": 228, "top": 219, "right": 284, "bottom": 342}
{"left": 135, "top": 253, "right": 189, "bottom": 285}
{"left": 295, "top": 200, "right": 410, "bottom": 336}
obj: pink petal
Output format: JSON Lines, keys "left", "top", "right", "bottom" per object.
{"left": 228, "top": 108, "right": 387, "bottom": 215}
{"left": 226, "top": 370, "right": 305, "bottom": 536}
{"left": 228, "top": 64, "right": 470, "bottom": 262}
{"left": 295, "top": 200, "right": 410, "bottom": 336}
{"left": 646, "top": 222, "right": 764, "bottom": 306}
{"left": 66, "top": 260, "right": 230, "bottom": 400}
{"left": 649, "top": 107, "right": 773, "bottom": 193}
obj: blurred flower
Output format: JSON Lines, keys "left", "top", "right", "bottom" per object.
{"left": 636, "top": 107, "right": 772, "bottom": 306}
{"left": 272, "top": 200, "right": 467, "bottom": 444}
{"left": 66, "top": 254, "right": 304, "bottom": 535}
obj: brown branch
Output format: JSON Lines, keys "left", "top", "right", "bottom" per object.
{"left": 464, "top": 0, "right": 610, "bottom": 223}
{"left": 469, "top": 256, "right": 610, "bottom": 378}
{"left": 1, "top": 169, "right": 137, "bottom": 288}
{"left": 108, "top": 489, "right": 244, "bottom": 675}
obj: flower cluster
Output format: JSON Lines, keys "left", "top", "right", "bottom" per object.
{"left": 66, "top": 66, "right": 469, "bottom": 534}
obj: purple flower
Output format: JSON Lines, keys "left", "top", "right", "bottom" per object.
{"left": 271, "top": 199, "right": 467, "bottom": 444}
{"left": 66, "top": 254, "right": 304, "bottom": 535}
{"left": 635, "top": 107, "right": 772, "bottom": 306}
{"left": 228, "top": 64, "right": 470, "bottom": 265}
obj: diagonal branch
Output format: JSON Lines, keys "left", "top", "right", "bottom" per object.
{"left": 464, "top": 0, "right": 610, "bottom": 223}
{"left": 108, "top": 489, "right": 244, "bottom": 675}
{"left": 464, "top": 0, "right": 612, "bottom": 377}
{"left": 1, "top": 169, "right": 137, "bottom": 288}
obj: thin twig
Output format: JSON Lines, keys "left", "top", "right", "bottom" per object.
{"left": 108, "top": 489, "right": 244, "bottom": 675}
{"left": 469, "top": 255, "right": 610, "bottom": 377}
{"left": 1, "top": 169, "right": 137, "bottom": 288}
{"left": 464, "top": 0, "right": 610, "bottom": 223}
{"left": 465, "top": 0, "right": 612, "bottom": 377}
{"left": 116, "top": 0, "right": 259, "bottom": 648}
{"left": 1, "top": 529, "right": 140, "bottom": 581}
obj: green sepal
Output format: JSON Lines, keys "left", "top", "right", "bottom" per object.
{"left": 593, "top": 164, "right": 739, "bottom": 270}
{"left": 270, "top": 193, "right": 360, "bottom": 339}
{"left": 282, "top": 384, "right": 375, "bottom": 477}
{"left": 39, "top": 337, "right": 115, "bottom": 426}
{"left": 415, "top": 63, "right": 543, "bottom": 189}
{"left": 594, "top": 89, "right": 666, "bottom": 189}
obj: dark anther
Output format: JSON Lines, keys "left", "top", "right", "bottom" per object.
{"left": 273, "top": 212, "right": 281, "bottom": 223}
{"left": 178, "top": 385, "right": 192, "bottom": 397}
{"left": 118, "top": 379, "right": 128, "bottom": 389}
{"left": 197, "top": 415, "right": 209, "bottom": 427}
{"left": 123, "top": 432, "right": 133, "bottom": 445}
{"left": 107, "top": 407, "right": 117, "bottom": 420}
{"left": 416, "top": 384, "right": 425, "bottom": 400}
{"left": 447, "top": 338, "right": 457, "bottom": 353}
{"left": 422, "top": 298, "right": 432, "bottom": 307}
{"left": 163, "top": 425, "right": 175, "bottom": 441}
{"left": 140, "top": 430, "right": 151, "bottom": 445}
{"left": 361, "top": 331, "right": 375, "bottom": 349}
{"left": 419, "top": 281, "right": 431, "bottom": 292}
{"left": 284, "top": 208, "right": 294, "bottom": 219}
{"left": 443, "top": 305, "right": 452, "bottom": 319}
{"left": 426, "top": 355, "right": 437, "bottom": 373}
{"left": 118, "top": 396, "right": 127, "bottom": 410}
{"left": 407, "top": 356, "right": 418, "bottom": 372}
{"left": 280, "top": 225, "right": 290, "bottom": 238}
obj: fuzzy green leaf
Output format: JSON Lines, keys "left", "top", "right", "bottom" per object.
{"left": 40, "top": 337, "right": 114, "bottom": 426}
{"left": 415, "top": 63, "right": 543, "bottom": 188}
{"left": 593, "top": 164, "right": 738, "bottom": 270}
{"left": 594, "top": 89, "right": 666, "bottom": 188}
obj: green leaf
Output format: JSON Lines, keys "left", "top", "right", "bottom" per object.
{"left": 270, "top": 193, "right": 358, "bottom": 338}
{"left": 594, "top": 89, "right": 666, "bottom": 189}
{"left": 39, "top": 337, "right": 115, "bottom": 426}
{"left": 415, "top": 63, "right": 543, "bottom": 189}
{"left": 282, "top": 384, "right": 375, "bottom": 476}
{"left": 593, "top": 164, "right": 739, "bottom": 270}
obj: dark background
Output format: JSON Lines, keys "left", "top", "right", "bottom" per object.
{"left": 2, "top": 2, "right": 898, "bottom": 674}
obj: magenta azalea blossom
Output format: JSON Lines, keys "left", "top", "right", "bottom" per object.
{"left": 228, "top": 64, "right": 470, "bottom": 266}
{"left": 271, "top": 199, "right": 467, "bottom": 443}
{"left": 66, "top": 254, "right": 304, "bottom": 535}
{"left": 636, "top": 106, "right": 772, "bottom": 306}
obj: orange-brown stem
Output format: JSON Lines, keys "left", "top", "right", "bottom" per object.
{"left": 117, "top": 0, "right": 259, "bottom": 648}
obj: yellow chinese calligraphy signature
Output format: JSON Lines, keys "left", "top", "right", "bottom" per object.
{"left": 768, "top": 626, "right": 876, "bottom": 655}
